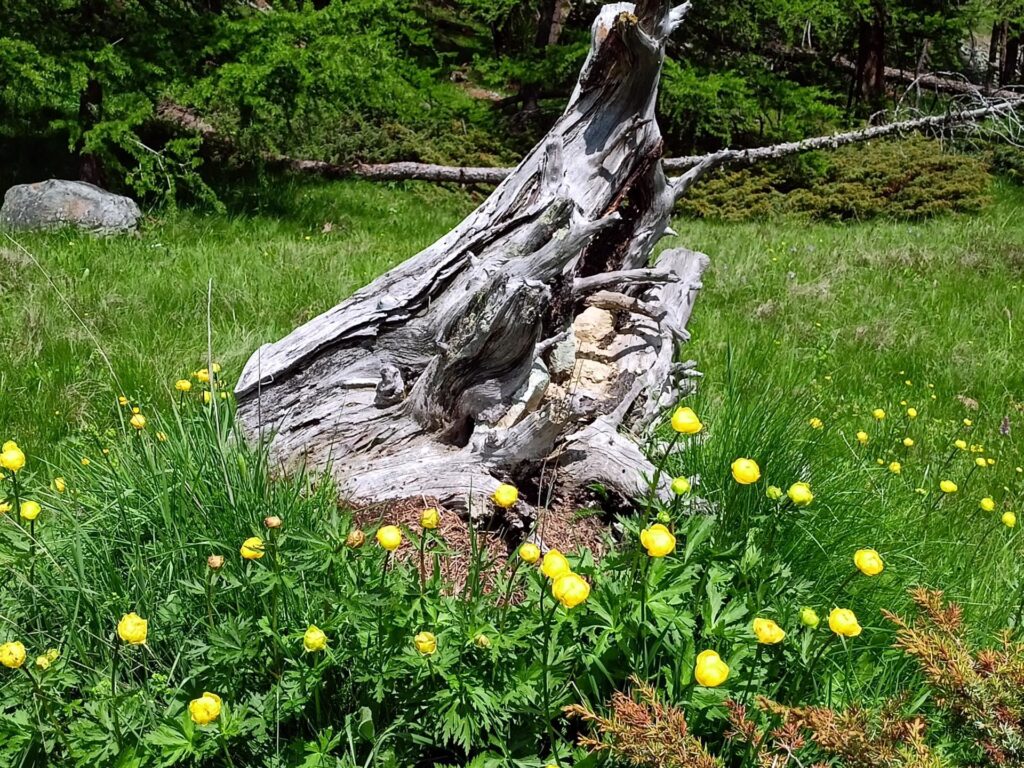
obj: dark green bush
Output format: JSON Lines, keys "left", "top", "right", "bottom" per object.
{"left": 680, "top": 137, "right": 992, "bottom": 221}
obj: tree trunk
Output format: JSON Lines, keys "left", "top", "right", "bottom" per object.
{"left": 235, "top": 1, "right": 705, "bottom": 528}
{"left": 77, "top": 77, "right": 104, "bottom": 186}
{"left": 1002, "top": 27, "right": 1021, "bottom": 85}
{"left": 855, "top": 0, "right": 887, "bottom": 112}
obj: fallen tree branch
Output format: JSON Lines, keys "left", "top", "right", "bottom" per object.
{"left": 832, "top": 56, "right": 1024, "bottom": 104}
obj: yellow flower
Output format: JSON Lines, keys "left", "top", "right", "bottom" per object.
{"left": 414, "top": 631, "right": 437, "bottom": 655}
{"left": 904, "top": 379, "right": 912, "bottom": 386}
{"left": 940, "top": 480, "right": 958, "bottom": 494}
{"left": 303, "top": 625, "right": 328, "bottom": 652}
{"left": 420, "top": 507, "right": 440, "bottom": 530}
{"left": 800, "top": 607, "right": 820, "bottom": 628}
{"left": 1, "top": 440, "right": 17, "bottom": 452}
{"left": 0, "top": 446, "right": 26, "bottom": 473}
{"left": 1003, "top": 511, "right": 1016, "bottom": 528}
{"left": 828, "top": 608, "right": 862, "bottom": 638}
{"left": 129, "top": 413, "right": 146, "bottom": 430}
{"left": 670, "top": 406, "right": 703, "bottom": 434}
{"left": 980, "top": 497, "right": 996, "bottom": 512}
{"left": 117, "top": 612, "right": 148, "bottom": 645}
{"left": 375, "top": 525, "right": 402, "bottom": 552}
{"left": 345, "top": 529, "right": 365, "bottom": 548}
{"left": 118, "top": 395, "right": 129, "bottom": 406}
{"left": 856, "top": 431, "right": 869, "bottom": 445}
{"left": 787, "top": 482, "right": 813, "bottom": 507}
{"left": 44, "top": 648, "right": 59, "bottom": 663}
{"left": 20, "top": 500, "right": 41, "bottom": 521}
{"left": 492, "top": 483, "right": 518, "bottom": 508}
{"left": 0, "top": 502, "right": 9, "bottom": 515}
{"left": 888, "top": 461, "right": 901, "bottom": 475}
{"left": 902, "top": 437, "right": 914, "bottom": 447}
{"left": 766, "top": 485, "right": 783, "bottom": 500}
{"left": 81, "top": 457, "right": 91, "bottom": 466}
{"left": 35, "top": 655, "right": 51, "bottom": 670}
{"left": 694, "top": 650, "right": 729, "bottom": 687}
{"left": 188, "top": 692, "right": 222, "bottom": 725}
{"left": 872, "top": 409, "right": 886, "bottom": 421}
{"left": 175, "top": 379, "right": 192, "bottom": 392}
{"left": 963, "top": 418, "right": 973, "bottom": 427}
{"left": 203, "top": 391, "right": 212, "bottom": 404}
{"left": 195, "top": 368, "right": 211, "bottom": 383}
{"left": 730, "top": 458, "right": 761, "bottom": 485}
{"left": 809, "top": 417, "right": 823, "bottom": 430}
{"left": 156, "top": 431, "right": 168, "bottom": 442}
{"left": 540, "top": 549, "right": 570, "bottom": 580}
{"left": 975, "top": 457, "right": 987, "bottom": 468}
{"left": 639, "top": 523, "right": 676, "bottom": 557}
{"left": 671, "top": 476, "right": 691, "bottom": 495}
{"left": 212, "top": 363, "right": 222, "bottom": 374}
{"left": 518, "top": 542, "right": 541, "bottom": 564}
{"left": 552, "top": 572, "right": 591, "bottom": 608}
{"left": 240, "top": 536, "right": 265, "bottom": 559}
{"left": 907, "top": 407, "right": 918, "bottom": 419}
{"left": 0, "top": 641, "right": 27, "bottom": 669}
{"left": 474, "top": 634, "right": 491, "bottom": 649}
{"left": 954, "top": 439, "right": 967, "bottom": 450}
{"left": 987, "top": 458, "right": 995, "bottom": 466}
{"left": 52, "top": 477, "right": 66, "bottom": 493}
{"left": 752, "top": 617, "right": 786, "bottom": 644}
{"left": 853, "top": 548, "right": 884, "bottom": 576}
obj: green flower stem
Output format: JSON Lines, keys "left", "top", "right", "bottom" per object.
{"left": 498, "top": 556, "right": 522, "bottom": 634}
{"left": 540, "top": 580, "right": 562, "bottom": 768}
{"left": 650, "top": 432, "right": 681, "bottom": 497}
{"left": 217, "top": 730, "right": 238, "bottom": 768}
{"left": 743, "top": 643, "right": 764, "bottom": 703}
{"left": 111, "top": 641, "right": 123, "bottom": 749}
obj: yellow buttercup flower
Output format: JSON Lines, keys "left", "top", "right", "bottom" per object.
{"left": 52, "top": 477, "right": 66, "bottom": 493}
{"left": 303, "top": 625, "right": 328, "bottom": 653}
{"left": 752, "top": 617, "right": 786, "bottom": 644}
{"left": 518, "top": 542, "right": 541, "bottom": 564}
{"left": 907, "top": 407, "right": 918, "bottom": 419}
{"left": 902, "top": 437, "right": 914, "bottom": 447}
{"left": 0, "top": 641, "right": 27, "bottom": 669}
{"left": 766, "top": 485, "right": 783, "bottom": 500}
{"left": 552, "top": 572, "right": 591, "bottom": 608}
{"left": 731, "top": 458, "right": 761, "bottom": 485}
{"left": 787, "top": 482, "right": 813, "bottom": 507}
{"left": 117, "top": 612, "right": 148, "bottom": 645}
{"left": 175, "top": 379, "right": 192, "bottom": 392}
{"left": 540, "top": 549, "right": 570, "bottom": 580}
{"left": 1003, "top": 511, "right": 1016, "bottom": 528}
{"left": 671, "top": 476, "right": 691, "bottom": 495}
{"left": 414, "top": 631, "right": 437, "bottom": 655}
{"left": 670, "top": 406, "right": 703, "bottom": 434}
{"left": 800, "top": 607, "right": 820, "bottom": 628}
{"left": 828, "top": 608, "right": 862, "bottom": 638}
{"left": 954, "top": 439, "right": 967, "bottom": 450}
{"left": 129, "top": 413, "right": 146, "bottom": 430}
{"left": 809, "top": 417, "right": 823, "bottom": 430}
{"left": 856, "top": 431, "right": 869, "bottom": 445}
{"left": 420, "top": 507, "right": 440, "bottom": 530}
{"left": 375, "top": 525, "right": 402, "bottom": 551}
{"left": 492, "top": 483, "right": 518, "bottom": 508}
{"left": 0, "top": 446, "right": 26, "bottom": 473}
{"left": 980, "top": 497, "right": 996, "bottom": 512}
{"left": 20, "top": 500, "right": 41, "bottom": 521}
{"left": 872, "top": 409, "right": 886, "bottom": 421}
{"left": 240, "top": 536, "right": 266, "bottom": 559}
{"left": 694, "top": 650, "right": 729, "bottom": 687}
{"left": 940, "top": 480, "right": 958, "bottom": 494}
{"left": 888, "top": 461, "right": 901, "bottom": 475}
{"left": 853, "top": 548, "right": 884, "bottom": 576}
{"left": 640, "top": 523, "right": 676, "bottom": 557}
{"left": 188, "top": 692, "right": 222, "bottom": 725}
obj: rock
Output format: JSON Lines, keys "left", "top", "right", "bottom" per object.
{"left": 0, "top": 180, "right": 141, "bottom": 234}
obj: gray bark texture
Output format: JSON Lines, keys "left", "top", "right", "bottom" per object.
{"left": 234, "top": 0, "right": 707, "bottom": 526}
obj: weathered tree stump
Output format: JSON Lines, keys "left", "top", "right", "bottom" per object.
{"left": 234, "top": 1, "right": 715, "bottom": 526}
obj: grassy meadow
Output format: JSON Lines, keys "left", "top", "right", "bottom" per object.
{"left": 1, "top": 176, "right": 1024, "bottom": 766}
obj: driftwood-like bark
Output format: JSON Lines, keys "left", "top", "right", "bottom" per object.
{"left": 236, "top": 1, "right": 707, "bottom": 525}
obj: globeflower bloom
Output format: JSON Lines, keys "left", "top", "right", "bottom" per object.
{"left": 52, "top": 477, "right": 66, "bottom": 493}
{"left": 0, "top": 445, "right": 25, "bottom": 473}
{"left": 856, "top": 431, "right": 869, "bottom": 445}
{"left": 800, "top": 607, "right": 820, "bottom": 628}
{"left": 940, "top": 480, "right": 958, "bottom": 494}
{"left": 975, "top": 457, "right": 988, "bottom": 468}
{"left": 117, "top": 612, "right": 148, "bottom": 645}
{"left": 808, "top": 417, "right": 823, "bottom": 430}
{"left": 420, "top": 507, "right": 440, "bottom": 530}
{"left": 376, "top": 525, "right": 402, "bottom": 551}
{"left": 19, "top": 500, "right": 41, "bottom": 521}
{"left": 552, "top": 572, "right": 591, "bottom": 608}
{"left": 639, "top": 523, "right": 676, "bottom": 557}
{"left": 540, "top": 549, "right": 570, "bottom": 580}
{"left": 787, "top": 482, "right": 813, "bottom": 507}
{"left": 752, "top": 618, "right": 786, "bottom": 644}
{"left": 888, "top": 461, "right": 901, "bottom": 474}
{"left": 872, "top": 409, "right": 886, "bottom": 421}
{"left": 980, "top": 497, "right": 996, "bottom": 512}
{"left": 907, "top": 407, "right": 918, "bottom": 419}
{"left": 0, "top": 641, "right": 26, "bottom": 669}
{"left": 518, "top": 542, "right": 541, "bottom": 564}
{"left": 129, "top": 413, "right": 146, "bottom": 430}
{"left": 188, "top": 692, "right": 222, "bottom": 725}
{"left": 492, "top": 483, "right": 518, "bottom": 508}
{"left": 730, "top": 458, "right": 761, "bottom": 485}
{"left": 902, "top": 437, "right": 914, "bottom": 447}
{"left": 303, "top": 625, "right": 328, "bottom": 652}
{"left": 195, "top": 368, "right": 211, "bottom": 383}
{"left": 175, "top": 379, "right": 192, "bottom": 392}
{"left": 694, "top": 650, "right": 729, "bottom": 687}
{"left": 853, "top": 548, "right": 884, "bottom": 576}
{"left": 766, "top": 485, "right": 783, "bottom": 500}
{"left": 670, "top": 406, "right": 703, "bottom": 434}
{"left": 414, "top": 631, "right": 437, "bottom": 655}
{"left": 1003, "top": 511, "right": 1016, "bottom": 528}
{"left": 671, "top": 476, "right": 691, "bottom": 495}
{"left": 954, "top": 439, "right": 967, "bottom": 450}
{"left": 828, "top": 608, "right": 862, "bottom": 638}
{"left": 240, "top": 536, "right": 266, "bottom": 559}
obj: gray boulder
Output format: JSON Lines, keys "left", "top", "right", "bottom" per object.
{"left": 0, "top": 180, "right": 141, "bottom": 234}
